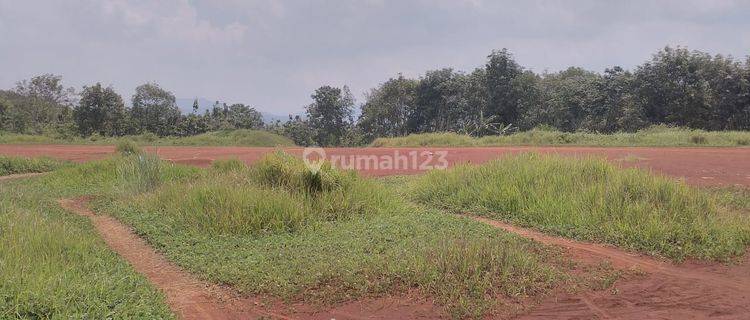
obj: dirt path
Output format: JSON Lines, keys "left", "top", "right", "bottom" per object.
{"left": 58, "top": 197, "right": 443, "bottom": 320}
{"left": 1, "top": 144, "right": 748, "bottom": 187}
{"left": 467, "top": 216, "right": 750, "bottom": 319}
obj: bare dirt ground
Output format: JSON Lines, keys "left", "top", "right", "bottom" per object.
{"left": 58, "top": 197, "right": 443, "bottom": 320}
{"left": 471, "top": 216, "right": 750, "bottom": 320}
{"left": 1, "top": 144, "right": 748, "bottom": 187}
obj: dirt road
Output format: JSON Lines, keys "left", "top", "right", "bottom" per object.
{"left": 0, "top": 144, "right": 748, "bottom": 186}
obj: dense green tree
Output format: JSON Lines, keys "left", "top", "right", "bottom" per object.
{"left": 358, "top": 74, "right": 418, "bottom": 141}
{"left": 226, "top": 103, "right": 264, "bottom": 129}
{"left": 0, "top": 96, "right": 10, "bottom": 131}
{"left": 409, "top": 68, "right": 469, "bottom": 133}
{"left": 530, "top": 68, "right": 602, "bottom": 132}
{"left": 6, "top": 74, "right": 76, "bottom": 134}
{"left": 74, "top": 83, "right": 129, "bottom": 136}
{"left": 634, "top": 47, "right": 714, "bottom": 128}
{"left": 131, "top": 83, "right": 181, "bottom": 136}
{"left": 485, "top": 49, "right": 524, "bottom": 125}
{"left": 306, "top": 86, "right": 354, "bottom": 146}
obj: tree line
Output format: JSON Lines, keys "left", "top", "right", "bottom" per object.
{"left": 0, "top": 78, "right": 263, "bottom": 139}
{"left": 1, "top": 46, "right": 749, "bottom": 146}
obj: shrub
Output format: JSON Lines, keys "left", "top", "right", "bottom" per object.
{"left": 115, "top": 140, "right": 141, "bottom": 155}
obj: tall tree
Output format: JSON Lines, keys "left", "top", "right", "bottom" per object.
{"left": 358, "top": 74, "right": 418, "bottom": 141}
{"left": 74, "top": 83, "right": 128, "bottom": 136}
{"left": 306, "top": 86, "right": 354, "bottom": 146}
{"left": 485, "top": 49, "right": 523, "bottom": 125}
{"left": 226, "top": 103, "right": 264, "bottom": 129}
{"left": 11, "top": 74, "right": 76, "bottom": 133}
{"left": 131, "top": 83, "right": 181, "bottom": 136}
{"left": 409, "top": 68, "right": 468, "bottom": 133}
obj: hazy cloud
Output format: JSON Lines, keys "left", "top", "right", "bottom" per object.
{"left": 1, "top": 0, "right": 748, "bottom": 114}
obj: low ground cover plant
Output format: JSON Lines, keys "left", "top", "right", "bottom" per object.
{"left": 372, "top": 126, "right": 750, "bottom": 147}
{"left": 0, "top": 155, "right": 65, "bottom": 176}
{"left": 407, "top": 153, "right": 750, "bottom": 261}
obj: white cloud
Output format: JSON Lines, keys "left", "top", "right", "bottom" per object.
{"left": 96, "top": 0, "right": 248, "bottom": 44}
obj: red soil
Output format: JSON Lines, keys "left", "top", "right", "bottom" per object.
{"left": 1, "top": 144, "right": 748, "bottom": 186}
{"left": 470, "top": 216, "right": 750, "bottom": 320}
{"left": 58, "top": 197, "right": 443, "bottom": 320}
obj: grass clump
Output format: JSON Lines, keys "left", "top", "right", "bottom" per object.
{"left": 210, "top": 158, "right": 246, "bottom": 173}
{"left": 0, "top": 155, "right": 65, "bottom": 176}
{"left": 116, "top": 154, "right": 163, "bottom": 193}
{"left": 132, "top": 152, "right": 396, "bottom": 236}
{"left": 115, "top": 140, "right": 141, "bottom": 155}
{"left": 372, "top": 125, "right": 750, "bottom": 147}
{"left": 95, "top": 152, "right": 570, "bottom": 318}
{"left": 407, "top": 153, "right": 750, "bottom": 261}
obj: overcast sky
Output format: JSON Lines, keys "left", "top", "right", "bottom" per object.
{"left": 1, "top": 0, "right": 749, "bottom": 114}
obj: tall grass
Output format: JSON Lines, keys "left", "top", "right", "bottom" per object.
{"left": 0, "top": 155, "right": 65, "bottom": 176}
{"left": 0, "top": 129, "right": 295, "bottom": 147}
{"left": 133, "top": 152, "right": 400, "bottom": 235}
{"left": 372, "top": 125, "right": 750, "bottom": 147}
{"left": 116, "top": 154, "right": 163, "bottom": 193}
{"left": 97, "top": 152, "right": 574, "bottom": 318}
{"left": 408, "top": 153, "right": 750, "bottom": 261}
{"left": 0, "top": 166, "right": 174, "bottom": 318}
{"left": 115, "top": 139, "right": 141, "bottom": 155}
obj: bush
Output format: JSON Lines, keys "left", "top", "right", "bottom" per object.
{"left": 115, "top": 140, "right": 141, "bottom": 155}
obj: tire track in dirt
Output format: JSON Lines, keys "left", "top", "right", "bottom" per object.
{"left": 467, "top": 216, "right": 750, "bottom": 319}
{"left": 58, "top": 197, "right": 444, "bottom": 320}
{"left": 58, "top": 197, "right": 291, "bottom": 320}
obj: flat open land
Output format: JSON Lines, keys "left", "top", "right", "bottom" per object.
{"left": 0, "top": 144, "right": 747, "bottom": 186}
{"left": 3, "top": 145, "right": 750, "bottom": 319}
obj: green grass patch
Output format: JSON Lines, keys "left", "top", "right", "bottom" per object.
{"left": 372, "top": 125, "right": 750, "bottom": 147}
{"left": 406, "top": 153, "right": 750, "bottom": 261}
{"left": 0, "top": 129, "right": 295, "bottom": 147}
{"left": 0, "top": 155, "right": 65, "bottom": 176}
{"left": 0, "top": 165, "right": 176, "bottom": 319}
{"left": 90, "top": 152, "right": 568, "bottom": 318}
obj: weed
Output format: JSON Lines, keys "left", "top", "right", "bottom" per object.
{"left": 690, "top": 134, "right": 707, "bottom": 144}
{"left": 211, "top": 158, "right": 246, "bottom": 173}
{"left": 116, "top": 154, "right": 163, "bottom": 193}
{"left": 115, "top": 140, "right": 141, "bottom": 155}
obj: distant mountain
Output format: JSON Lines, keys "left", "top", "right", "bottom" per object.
{"left": 175, "top": 98, "right": 294, "bottom": 124}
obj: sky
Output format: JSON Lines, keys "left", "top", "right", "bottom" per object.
{"left": 1, "top": 0, "right": 749, "bottom": 115}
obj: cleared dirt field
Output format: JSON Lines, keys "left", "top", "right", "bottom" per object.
{"left": 0, "top": 144, "right": 747, "bottom": 186}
